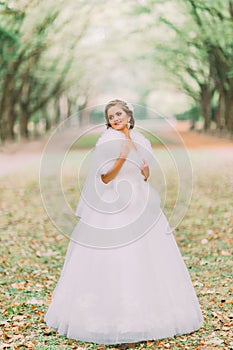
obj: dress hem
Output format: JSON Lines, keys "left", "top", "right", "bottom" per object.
{"left": 44, "top": 318, "right": 204, "bottom": 345}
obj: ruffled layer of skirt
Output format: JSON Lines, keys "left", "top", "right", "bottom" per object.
{"left": 44, "top": 195, "right": 204, "bottom": 344}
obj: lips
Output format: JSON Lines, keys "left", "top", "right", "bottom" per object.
{"left": 114, "top": 122, "right": 121, "bottom": 125}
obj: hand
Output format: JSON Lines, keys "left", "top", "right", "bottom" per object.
{"left": 140, "top": 158, "right": 149, "bottom": 180}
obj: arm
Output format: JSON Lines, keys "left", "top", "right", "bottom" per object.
{"left": 101, "top": 156, "right": 127, "bottom": 184}
{"left": 101, "top": 139, "right": 130, "bottom": 184}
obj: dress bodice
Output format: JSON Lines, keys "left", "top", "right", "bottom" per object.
{"left": 75, "top": 127, "right": 154, "bottom": 219}
{"left": 116, "top": 147, "right": 145, "bottom": 183}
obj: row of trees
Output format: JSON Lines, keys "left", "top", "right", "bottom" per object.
{"left": 137, "top": 0, "right": 233, "bottom": 133}
{"left": 0, "top": 0, "right": 93, "bottom": 142}
{"left": 1, "top": 0, "right": 232, "bottom": 142}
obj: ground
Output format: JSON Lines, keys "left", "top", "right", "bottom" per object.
{"left": 0, "top": 122, "right": 232, "bottom": 349}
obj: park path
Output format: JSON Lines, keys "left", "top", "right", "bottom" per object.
{"left": 0, "top": 121, "right": 232, "bottom": 177}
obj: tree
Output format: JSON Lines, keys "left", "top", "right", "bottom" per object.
{"left": 132, "top": 0, "right": 233, "bottom": 133}
{"left": 0, "top": 0, "right": 92, "bottom": 142}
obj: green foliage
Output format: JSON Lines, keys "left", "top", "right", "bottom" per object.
{"left": 72, "top": 132, "right": 160, "bottom": 149}
{"left": 176, "top": 105, "right": 201, "bottom": 121}
{"left": 145, "top": 0, "right": 233, "bottom": 132}
{"left": 90, "top": 110, "right": 104, "bottom": 125}
{"left": 0, "top": 0, "right": 92, "bottom": 141}
{"left": 73, "top": 134, "right": 100, "bottom": 148}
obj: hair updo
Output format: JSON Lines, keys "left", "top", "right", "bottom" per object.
{"left": 104, "top": 99, "right": 135, "bottom": 129}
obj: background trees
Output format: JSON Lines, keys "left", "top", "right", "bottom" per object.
{"left": 0, "top": 0, "right": 232, "bottom": 143}
{"left": 133, "top": 0, "right": 233, "bottom": 134}
{"left": 0, "top": 0, "right": 92, "bottom": 141}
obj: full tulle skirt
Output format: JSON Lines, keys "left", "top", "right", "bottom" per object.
{"left": 44, "top": 179, "right": 204, "bottom": 345}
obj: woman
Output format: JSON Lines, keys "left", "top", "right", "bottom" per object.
{"left": 44, "top": 99, "right": 204, "bottom": 345}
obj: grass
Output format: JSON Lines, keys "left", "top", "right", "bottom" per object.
{"left": 0, "top": 147, "right": 232, "bottom": 349}
{"left": 71, "top": 132, "right": 162, "bottom": 149}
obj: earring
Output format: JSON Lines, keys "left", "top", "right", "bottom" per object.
{"left": 127, "top": 120, "right": 131, "bottom": 129}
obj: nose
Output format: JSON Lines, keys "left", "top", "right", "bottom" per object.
{"left": 113, "top": 115, "right": 120, "bottom": 122}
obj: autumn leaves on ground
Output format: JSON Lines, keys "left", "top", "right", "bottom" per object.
{"left": 0, "top": 126, "right": 233, "bottom": 350}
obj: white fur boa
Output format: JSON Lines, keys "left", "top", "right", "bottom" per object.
{"left": 96, "top": 127, "right": 154, "bottom": 161}
{"left": 75, "top": 127, "right": 155, "bottom": 218}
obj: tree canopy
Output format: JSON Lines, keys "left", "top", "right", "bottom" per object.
{"left": 0, "top": 0, "right": 232, "bottom": 142}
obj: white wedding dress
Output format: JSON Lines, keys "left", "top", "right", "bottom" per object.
{"left": 44, "top": 127, "right": 204, "bottom": 345}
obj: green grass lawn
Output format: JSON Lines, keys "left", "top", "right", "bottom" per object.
{"left": 0, "top": 147, "right": 232, "bottom": 349}
{"left": 72, "top": 132, "right": 162, "bottom": 149}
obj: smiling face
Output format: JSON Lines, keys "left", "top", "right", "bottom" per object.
{"left": 107, "top": 105, "right": 131, "bottom": 131}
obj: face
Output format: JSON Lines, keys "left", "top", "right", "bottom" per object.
{"left": 107, "top": 105, "right": 130, "bottom": 131}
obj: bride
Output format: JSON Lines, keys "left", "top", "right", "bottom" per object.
{"left": 44, "top": 99, "right": 204, "bottom": 345}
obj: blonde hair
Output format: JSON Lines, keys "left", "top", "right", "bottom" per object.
{"left": 104, "top": 99, "right": 135, "bottom": 129}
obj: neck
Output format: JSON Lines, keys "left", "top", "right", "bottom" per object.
{"left": 119, "top": 126, "right": 131, "bottom": 139}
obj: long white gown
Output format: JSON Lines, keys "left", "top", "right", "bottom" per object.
{"left": 44, "top": 127, "right": 204, "bottom": 345}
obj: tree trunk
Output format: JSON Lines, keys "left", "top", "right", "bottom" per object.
{"left": 20, "top": 113, "right": 30, "bottom": 138}
{"left": 224, "top": 89, "right": 233, "bottom": 133}
{"left": 45, "top": 115, "right": 51, "bottom": 131}
{"left": 8, "top": 113, "right": 17, "bottom": 140}
{"left": 54, "top": 97, "right": 61, "bottom": 125}
{"left": 200, "top": 84, "right": 212, "bottom": 130}
{"left": 215, "top": 91, "right": 225, "bottom": 130}
{"left": 7, "top": 104, "right": 19, "bottom": 140}
{"left": 0, "top": 108, "right": 17, "bottom": 141}
{"left": 0, "top": 118, "right": 7, "bottom": 143}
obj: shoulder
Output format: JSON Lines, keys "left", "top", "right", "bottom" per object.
{"left": 131, "top": 129, "right": 152, "bottom": 148}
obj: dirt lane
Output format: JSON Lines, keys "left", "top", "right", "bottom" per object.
{"left": 0, "top": 122, "right": 232, "bottom": 177}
